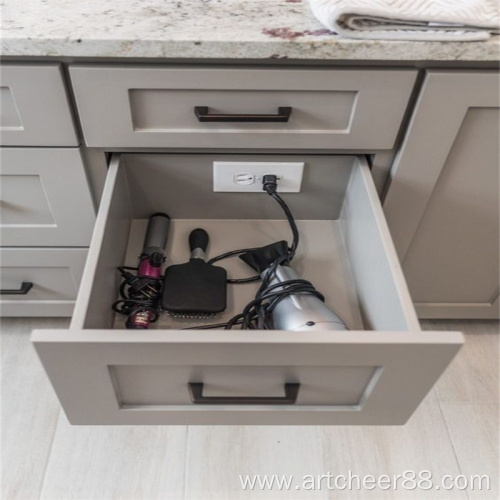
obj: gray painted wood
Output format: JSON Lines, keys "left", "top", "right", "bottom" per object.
{"left": 120, "top": 153, "right": 354, "bottom": 220}
{"left": 0, "top": 247, "right": 88, "bottom": 316}
{"left": 80, "top": 146, "right": 108, "bottom": 205}
{"left": 384, "top": 70, "right": 500, "bottom": 319}
{"left": 70, "top": 155, "right": 132, "bottom": 330}
{"left": 69, "top": 65, "right": 416, "bottom": 150}
{"left": 70, "top": 153, "right": 368, "bottom": 331}
{"left": 371, "top": 149, "right": 396, "bottom": 195}
{"left": 0, "top": 64, "right": 78, "bottom": 146}
{"left": 32, "top": 155, "right": 463, "bottom": 425}
{"left": 0, "top": 148, "right": 96, "bottom": 246}
{"left": 341, "top": 157, "right": 421, "bottom": 332}
{"left": 32, "top": 328, "right": 462, "bottom": 425}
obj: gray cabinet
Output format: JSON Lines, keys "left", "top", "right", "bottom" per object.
{"left": 384, "top": 70, "right": 500, "bottom": 319}
{"left": 0, "top": 63, "right": 93, "bottom": 317}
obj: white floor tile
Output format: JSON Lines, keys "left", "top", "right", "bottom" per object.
{"left": 422, "top": 320, "right": 499, "bottom": 404}
{"left": 40, "top": 414, "right": 187, "bottom": 500}
{"left": 441, "top": 404, "right": 499, "bottom": 500}
{"left": 1, "top": 318, "right": 68, "bottom": 500}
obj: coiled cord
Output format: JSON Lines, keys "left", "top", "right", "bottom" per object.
{"left": 112, "top": 266, "right": 162, "bottom": 324}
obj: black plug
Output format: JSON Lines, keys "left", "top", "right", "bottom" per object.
{"left": 262, "top": 174, "right": 279, "bottom": 195}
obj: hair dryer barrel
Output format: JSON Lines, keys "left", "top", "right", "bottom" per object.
{"left": 142, "top": 213, "right": 171, "bottom": 263}
{"left": 265, "top": 265, "right": 348, "bottom": 331}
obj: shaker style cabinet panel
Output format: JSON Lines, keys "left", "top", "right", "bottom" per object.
{"left": 0, "top": 148, "right": 96, "bottom": 247}
{"left": 384, "top": 70, "right": 500, "bottom": 319}
{"left": 69, "top": 65, "right": 416, "bottom": 150}
{"left": 0, "top": 64, "right": 78, "bottom": 146}
{"left": 0, "top": 247, "right": 88, "bottom": 317}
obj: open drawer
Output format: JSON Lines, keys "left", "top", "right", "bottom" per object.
{"left": 32, "top": 154, "right": 463, "bottom": 425}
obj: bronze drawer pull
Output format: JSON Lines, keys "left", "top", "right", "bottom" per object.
{"left": 194, "top": 106, "right": 292, "bottom": 123}
{"left": 0, "top": 281, "right": 33, "bottom": 295}
{"left": 188, "top": 382, "right": 300, "bottom": 405}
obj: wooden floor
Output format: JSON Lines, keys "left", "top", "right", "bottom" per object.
{"left": 1, "top": 318, "right": 498, "bottom": 499}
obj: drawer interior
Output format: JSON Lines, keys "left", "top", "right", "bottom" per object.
{"left": 116, "top": 219, "right": 363, "bottom": 331}
{"left": 72, "top": 153, "right": 419, "bottom": 334}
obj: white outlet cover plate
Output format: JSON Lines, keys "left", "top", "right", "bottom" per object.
{"left": 213, "top": 161, "right": 305, "bottom": 192}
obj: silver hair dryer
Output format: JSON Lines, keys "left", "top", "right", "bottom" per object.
{"left": 240, "top": 241, "right": 347, "bottom": 331}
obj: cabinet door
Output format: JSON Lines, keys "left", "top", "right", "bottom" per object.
{"left": 384, "top": 71, "right": 499, "bottom": 319}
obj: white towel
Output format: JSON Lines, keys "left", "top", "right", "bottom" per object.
{"left": 309, "top": 0, "right": 500, "bottom": 41}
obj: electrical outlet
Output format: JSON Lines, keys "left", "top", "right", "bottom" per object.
{"left": 213, "top": 161, "right": 305, "bottom": 192}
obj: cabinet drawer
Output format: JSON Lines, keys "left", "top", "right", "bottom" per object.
{"left": 0, "top": 248, "right": 87, "bottom": 316}
{"left": 0, "top": 64, "right": 78, "bottom": 146}
{"left": 32, "top": 154, "right": 462, "bottom": 425}
{"left": 70, "top": 66, "right": 416, "bottom": 150}
{"left": 0, "top": 148, "right": 96, "bottom": 247}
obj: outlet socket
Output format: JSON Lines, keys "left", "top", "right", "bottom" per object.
{"left": 213, "top": 161, "right": 304, "bottom": 192}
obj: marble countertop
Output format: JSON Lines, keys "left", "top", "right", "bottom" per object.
{"left": 1, "top": 0, "right": 499, "bottom": 61}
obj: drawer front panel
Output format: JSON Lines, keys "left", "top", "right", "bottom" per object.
{"left": 32, "top": 155, "right": 463, "bottom": 425}
{"left": 32, "top": 330, "right": 461, "bottom": 425}
{"left": 0, "top": 248, "right": 87, "bottom": 316}
{"left": 0, "top": 64, "right": 78, "bottom": 146}
{"left": 70, "top": 66, "right": 417, "bottom": 150}
{"left": 0, "top": 148, "right": 96, "bottom": 247}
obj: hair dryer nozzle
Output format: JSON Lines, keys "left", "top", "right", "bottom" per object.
{"left": 239, "top": 240, "right": 289, "bottom": 273}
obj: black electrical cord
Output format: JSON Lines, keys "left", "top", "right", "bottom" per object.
{"left": 208, "top": 248, "right": 261, "bottom": 284}
{"left": 206, "top": 178, "right": 300, "bottom": 283}
{"left": 112, "top": 266, "right": 163, "bottom": 323}
{"left": 185, "top": 175, "right": 324, "bottom": 331}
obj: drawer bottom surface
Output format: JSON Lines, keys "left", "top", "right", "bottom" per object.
{"left": 113, "top": 218, "right": 363, "bottom": 332}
